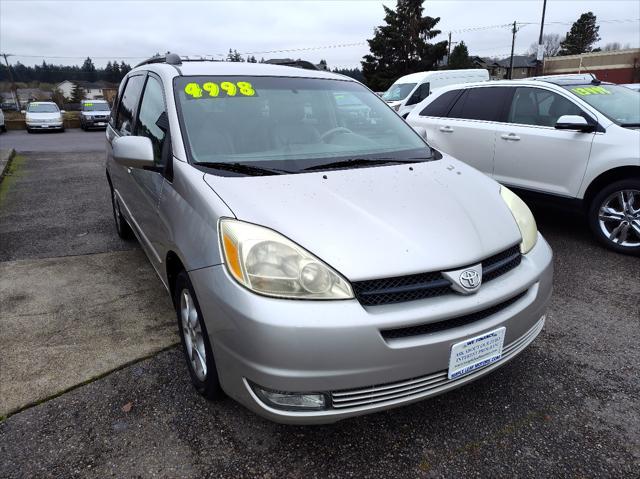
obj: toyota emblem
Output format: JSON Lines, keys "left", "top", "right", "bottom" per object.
{"left": 459, "top": 269, "right": 481, "bottom": 290}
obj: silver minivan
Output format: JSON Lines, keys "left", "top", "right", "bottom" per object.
{"left": 106, "top": 55, "right": 553, "bottom": 424}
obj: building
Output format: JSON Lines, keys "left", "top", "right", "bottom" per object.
{"left": 543, "top": 48, "right": 640, "bottom": 84}
{"left": 55, "top": 80, "right": 116, "bottom": 100}
{"left": 1, "top": 89, "right": 52, "bottom": 108}
{"left": 492, "top": 55, "right": 537, "bottom": 80}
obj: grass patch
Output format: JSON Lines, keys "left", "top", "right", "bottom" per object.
{"left": 0, "top": 153, "right": 24, "bottom": 207}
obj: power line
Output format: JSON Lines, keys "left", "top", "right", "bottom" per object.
{"left": 2, "top": 17, "right": 638, "bottom": 63}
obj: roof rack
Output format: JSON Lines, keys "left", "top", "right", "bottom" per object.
{"left": 528, "top": 73, "right": 602, "bottom": 85}
{"left": 135, "top": 53, "right": 183, "bottom": 68}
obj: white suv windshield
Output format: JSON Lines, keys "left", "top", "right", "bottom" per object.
{"left": 564, "top": 84, "right": 640, "bottom": 126}
{"left": 174, "top": 76, "right": 428, "bottom": 171}
{"left": 382, "top": 83, "right": 417, "bottom": 101}
{"left": 82, "top": 102, "right": 110, "bottom": 111}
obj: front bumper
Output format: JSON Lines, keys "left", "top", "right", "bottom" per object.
{"left": 190, "top": 234, "right": 553, "bottom": 424}
{"left": 27, "top": 122, "right": 63, "bottom": 130}
{"left": 82, "top": 117, "right": 109, "bottom": 128}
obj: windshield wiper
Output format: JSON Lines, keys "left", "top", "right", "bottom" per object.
{"left": 193, "top": 161, "right": 290, "bottom": 176}
{"left": 303, "top": 157, "right": 428, "bottom": 172}
{"left": 620, "top": 123, "right": 640, "bottom": 127}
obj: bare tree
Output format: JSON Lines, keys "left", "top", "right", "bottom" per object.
{"left": 602, "top": 42, "right": 630, "bottom": 51}
{"left": 528, "top": 33, "right": 562, "bottom": 58}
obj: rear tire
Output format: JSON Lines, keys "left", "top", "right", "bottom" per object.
{"left": 110, "top": 185, "right": 133, "bottom": 240}
{"left": 174, "top": 271, "right": 225, "bottom": 400}
{"left": 588, "top": 178, "right": 640, "bottom": 256}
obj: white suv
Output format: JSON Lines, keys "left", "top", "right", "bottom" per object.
{"left": 407, "top": 75, "right": 640, "bottom": 255}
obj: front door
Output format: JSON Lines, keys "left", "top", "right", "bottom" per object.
{"left": 493, "top": 86, "right": 595, "bottom": 197}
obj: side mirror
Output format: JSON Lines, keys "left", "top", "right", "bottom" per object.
{"left": 555, "top": 115, "right": 593, "bottom": 132}
{"left": 112, "top": 136, "right": 155, "bottom": 169}
{"left": 412, "top": 126, "right": 428, "bottom": 140}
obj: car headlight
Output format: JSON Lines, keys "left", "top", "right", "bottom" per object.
{"left": 219, "top": 219, "right": 353, "bottom": 299}
{"left": 500, "top": 186, "right": 538, "bottom": 254}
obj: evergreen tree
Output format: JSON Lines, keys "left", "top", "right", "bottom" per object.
{"left": 227, "top": 49, "right": 244, "bottom": 62}
{"left": 247, "top": 55, "right": 257, "bottom": 63}
{"left": 119, "top": 62, "right": 131, "bottom": 77}
{"left": 81, "top": 57, "right": 97, "bottom": 82}
{"left": 362, "top": 0, "right": 448, "bottom": 91}
{"left": 559, "top": 12, "right": 601, "bottom": 55}
{"left": 103, "top": 61, "right": 113, "bottom": 82}
{"left": 112, "top": 61, "right": 122, "bottom": 82}
{"left": 332, "top": 67, "right": 365, "bottom": 83}
{"left": 448, "top": 41, "right": 472, "bottom": 69}
{"left": 70, "top": 82, "right": 86, "bottom": 102}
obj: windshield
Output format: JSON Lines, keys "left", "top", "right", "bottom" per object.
{"left": 564, "top": 84, "right": 640, "bottom": 126}
{"left": 82, "top": 102, "right": 110, "bottom": 112}
{"left": 174, "top": 76, "right": 429, "bottom": 173}
{"left": 27, "top": 103, "right": 59, "bottom": 113}
{"left": 382, "top": 83, "right": 417, "bottom": 102}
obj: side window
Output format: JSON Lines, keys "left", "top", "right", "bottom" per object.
{"left": 508, "top": 87, "right": 584, "bottom": 127}
{"left": 134, "top": 76, "right": 167, "bottom": 165}
{"left": 115, "top": 75, "right": 146, "bottom": 136}
{"left": 406, "top": 83, "right": 430, "bottom": 106}
{"left": 419, "top": 89, "right": 462, "bottom": 117}
{"left": 447, "top": 87, "right": 511, "bottom": 122}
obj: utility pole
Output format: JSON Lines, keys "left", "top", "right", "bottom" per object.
{"left": 447, "top": 32, "right": 458, "bottom": 67}
{"left": 508, "top": 21, "right": 518, "bottom": 80}
{"left": 1, "top": 53, "right": 21, "bottom": 110}
{"left": 536, "top": 0, "right": 548, "bottom": 75}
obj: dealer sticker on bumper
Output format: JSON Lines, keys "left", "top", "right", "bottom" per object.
{"left": 448, "top": 327, "right": 506, "bottom": 380}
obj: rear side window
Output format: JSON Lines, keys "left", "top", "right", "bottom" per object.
{"left": 508, "top": 87, "right": 584, "bottom": 127}
{"left": 115, "top": 75, "right": 146, "bottom": 135}
{"left": 447, "top": 87, "right": 511, "bottom": 122}
{"left": 419, "top": 89, "right": 462, "bottom": 117}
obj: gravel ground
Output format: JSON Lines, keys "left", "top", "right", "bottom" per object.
{"left": 0, "top": 149, "right": 638, "bottom": 478}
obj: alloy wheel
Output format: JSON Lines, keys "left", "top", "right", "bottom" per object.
{"left": 180, "top": 288, "right": 207, "bottom": 381}
{"left": 598, "top": 189, "right": 640, "bottom": 247}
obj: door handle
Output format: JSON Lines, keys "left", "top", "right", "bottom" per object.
{"left": 439, "top": 126, "right": 454, "bottom": 133}
{"left": 501, "top": 133, "right": 520, "bottom": 141}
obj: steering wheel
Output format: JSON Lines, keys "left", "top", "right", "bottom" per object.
{"left": 320, "top": 127, "right": 354, "bottom": 142}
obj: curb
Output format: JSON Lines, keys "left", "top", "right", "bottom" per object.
{"left": 0, "top": 148, "right": 16, "bottom": 182}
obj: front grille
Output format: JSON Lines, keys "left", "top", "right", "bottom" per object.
{"left": 482, "top": 245, "right": 521, "bottom": 283}
{"left": 352, "top": 245, "right": 521, "bottom": 306}
{"left": 330, "top": 317, "right": 544, "bottom": 410}
{"left": 381, "top": 290, "right": 527, "bottom": 340}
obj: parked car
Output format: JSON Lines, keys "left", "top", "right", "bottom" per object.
{"left": 106, "top": 54, "right": 552, "bottom": 424}
{"left": 22, "top": 101, "right": 64, "bottom": 133}
{"left": 407, "top": 74, "right": 640, "bottom": 255}
{"left": 0, "top": 109, "right": 5, "bottom": 133}
{"left": 382, "top": 69, "right": 489, "bottom": 118}
{"left": 623, "top": 83, "right": 640, "bottom": 92}
{"left": 80, "top": 100, "right": 111, "bottom": 130}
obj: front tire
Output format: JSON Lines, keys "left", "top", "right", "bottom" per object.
{"left": 110, "top": 186, "right": 133, "bottom": 239}
{"left": 174, "top": 271, "right": 225, "bottom": 400}
{"left": 588, "top": 178, "right": 640, "bottom": 256}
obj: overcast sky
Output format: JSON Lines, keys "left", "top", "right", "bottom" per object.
{"left": 1, "top": 0, "right": 638, "bottom": 69}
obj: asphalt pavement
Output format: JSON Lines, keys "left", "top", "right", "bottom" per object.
{"left": 0, "top": 142, "right": 639, "bottom": 478}
{"left": 0, "top": 129, "right": 106, "bottom": 153}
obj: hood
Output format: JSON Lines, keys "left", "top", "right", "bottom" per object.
{"left": 82, "top": 111, "right": 110, "bottom": 117}
{"left": 26, "top": 112, "right": 61, "bottom": 120}
{"left": 204, "top": 157, "right": 522, "bottom": 281}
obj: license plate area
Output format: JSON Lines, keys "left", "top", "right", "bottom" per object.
{"left": 448, "top": 327, "right": 506, "bottom": 380}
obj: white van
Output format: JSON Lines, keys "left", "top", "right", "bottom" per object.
{"left": 382, "top": 69, "right": 489, "bottom": 118}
